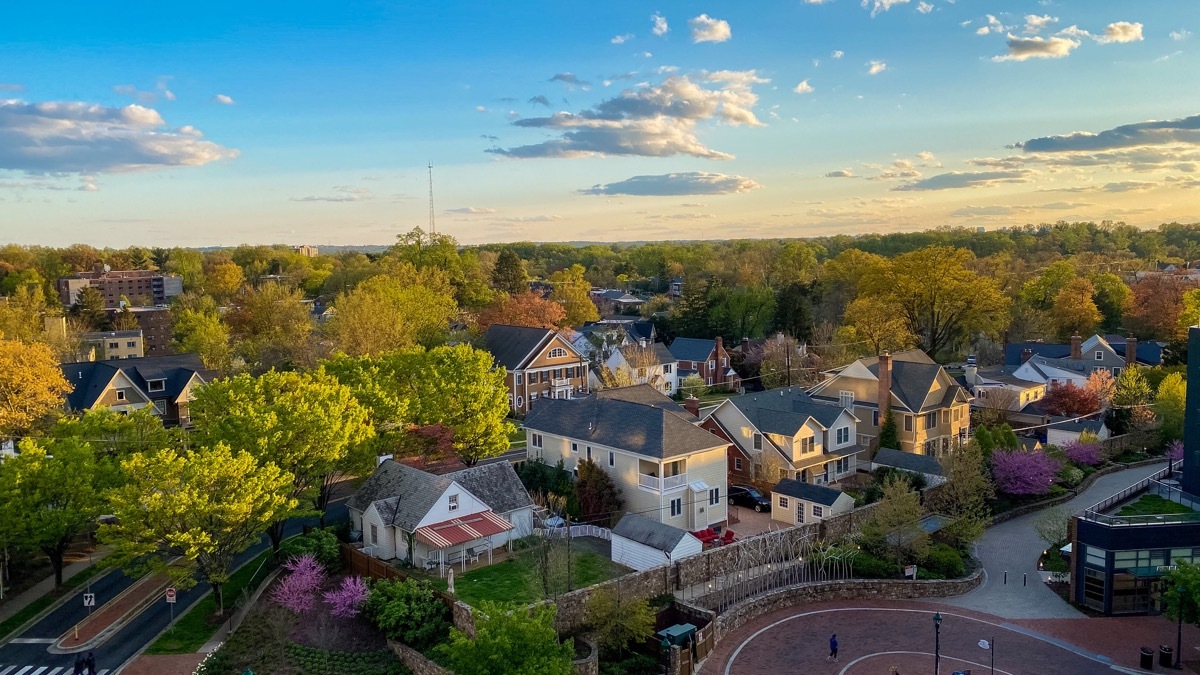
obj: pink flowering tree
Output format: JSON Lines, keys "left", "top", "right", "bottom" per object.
{"left": 270, "top": 554, "right": 327, "bottom": 614}
{"left": 323, "top": 575, "right": 369, "bottom": 619}
{"left": 992, "top": 450, "right": 1062, "bottom": 495}
{"left": 1063, "top": 441, "right": 1102, "bottom": 467}
{"left": 1168, "top": 440, "right": 1185, "bottom": 462}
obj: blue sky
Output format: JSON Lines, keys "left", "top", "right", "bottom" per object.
{"left": 1, "top": 0, "right": 1197, "bottom": 247}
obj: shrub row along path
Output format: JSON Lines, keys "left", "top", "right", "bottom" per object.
{"left": 937, "top": 461, "right": 1167, "bottom": 620}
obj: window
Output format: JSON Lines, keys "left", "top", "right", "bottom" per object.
{"left": 706, "top": 376, "right": 713, "bottom": 385}
{"left": 721, "top": 357, "right": 727, "bottom": 367}
{"left": 116, "top": 390, "right": 126, "bottom": 401}
{"left": 515, "top": 373, "right": 523, "bottom": 385}
{"left": 586, "top": 446, "right": 592, "bottom": 461}
{"left": 942, "top": 410, "right": 950, "bottom": 425}
{"left": 553, "top": 368, "right": 561, "bottom": 379}
{"left": 531, "top": 391, "right": 538, "bottom": 400}
{"left": 448, "top": 494, "right": 459, "bottom": 511}
{"left": 872, "top": 410, "right": 879, "bottom": 427}
{"left": 147, "top": 379, "right": 165, "bottom": 392}
{"left": 664, "top": 364, "right": 672, "bottom": 374}
{"left": 109, "top": 341, "right": 119, "bottom": 349}
{"left": 839, "top": 391, "right": 854, "bottom": 409}
{"left": 127, "top": 341, "right": 137, "bottom": 348}
{"left": 708, "top": 359, "right": 715, "bottom": 371}
{"left": 1095, "top": 350, "right": 1104, "bottom": 361}
{"left": 516, "top": 395, "right": 524, "bottom": 408}
{"left": 1112, "top": 367, "right": 1122, "bottom": 378}
{"left": 1092, "top": 366, "right": 1105, "bottom": 373}
{"left": 799, "top": 436, "right": 814, "bottom": 454}
{"left": 572, "top": 442, "right": 579, "bottom": 453}
{"left": 812, "top": 505, "right": 824, "bottom": 518}
{"left": 540, "top": 371, "right": 549, "bottom": 383}
{"left": 836, "top": 457, "right": 850, "bottom": 474}
{"left": 370, "top": 524, "right": 378, "bottom": 545}
{"left": 925, "top": 412, "right": 938, "bottom": 430}
{"left": 778, "top": 496, "right": 789, "bottom": 509}
{"left": 903, "top": 415, "right": 913, "bottom": 432}
{"left": 835, "top": 427, "right": 850, "bottom": 445}
{"left": 670, "top": 498, "right": 682, "bottom": 517}
{"left": 637, "top": 367, "right": 646, "bottom": 378}
{"left": 549, "top": 347, "right": 568, "bottom": 358}
{"left": 753, "top": 433, "right": 763, "bottom": 450}
{"left": 608, "top": 451, "right": 615, "bottom": 467}
{"left": 734, "top": 457, "right": 742, "bottom": 471}
{"left": 531, "top": 433, "right": 543, "bottom": 448}
{"left": 709, "top": 487, "right": 720, "bottom": 505}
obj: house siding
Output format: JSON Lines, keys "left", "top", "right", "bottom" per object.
{"left": 506, "top": 334, "right": 590, "bottom": 415}
{"left": 362, "top": 503, "right": 398, "bottom": 560}
{"left": 611, "top": 536, "right": 670, "bottom": 572}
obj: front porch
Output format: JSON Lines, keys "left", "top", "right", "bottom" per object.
{"left": 412, "top": 510, "right": 515, "bottom": 578}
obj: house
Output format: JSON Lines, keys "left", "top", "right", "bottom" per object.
{"left": 807, "top": 350, "right": 972, "bottom": 457}
{"left": 603, "top": 343, "right": 679, "bottom": 396}
{"left": 669, "top": 336, "right": 739, "bottom": 391}
{"left": 590, "top": 289, "right": 645, "bottom": 315}
{"left": 346, "top": 460, "right": 534, "bottom": 574}
{"left": 76, "top": 329, "right": 145, "bottom": 361}
{"left": 870, "top": 447, "right": 946, "bottom": 487}
{"left": 668, "top": 277, "right": 684, "bottom": 297}
{"left": 704, "top": 388, "right": 863, "bottom": 487}
{"left": 770, "top": 479, "right": 855, "bottom": 526}
{"left": 960, "top": 363, "right": 1047, "bottom": 412}
{"left": 60, "top": 353, "right": 210, "bottom": 427}
{"left": 1046, "top": 415, "right": 1110, "bottom": 447}
{"left": 610, "top": 513, "right": 703, "bottom": 572}
{"left": 1005, "top": 334, "right": 1159, "bottom": 385}
{"left": 484, "top": 324, "right": 590, "bottom": 415}
{"left": 523, "top": 385, "right": 730, "bottom": 531}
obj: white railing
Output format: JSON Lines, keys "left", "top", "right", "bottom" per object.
{"left": 663, "top": 473, "right": 687, "bottom": 490}
{"left": 639, "top": 473, "right": 688, "bottom": 491}
{"left": 536, "top": 524, "right": 611, "bottom": 540}
{"left": 553, "top": 378, "right": 571, "bottom": 387}
{"left": 638, "top": 473, "right": 658, "bottom": 490}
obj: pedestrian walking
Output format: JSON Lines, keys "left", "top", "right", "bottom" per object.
{"left": 85, "top": 651, "right": 97, "bottom": 675}
{"left": 828, "top": 634, "right": 839, "bottom": 662}
{"left": 73, "top": 654, "right": 84, "bottom": 675}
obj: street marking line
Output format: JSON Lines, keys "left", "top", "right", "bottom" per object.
{"left": 13, "top": 667, "right": 32, "bottom": 675}
{"left": 835, "top": 650, "right": 1013, "bottom": 675}
{"left": 46, "top": 669, "right": 63, "bottom": 675}
{"left": 0, "top": 666, "right": 16, "bottom": 675}
{"left": 7, "top": 640, "right": 55, "bottom": 644}
{"left": 29, "top": 667, "right": 46, "bottom": 675}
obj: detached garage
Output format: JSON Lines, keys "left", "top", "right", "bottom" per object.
{"left": 611, "top": 513, "right": 703, "bottom": 572}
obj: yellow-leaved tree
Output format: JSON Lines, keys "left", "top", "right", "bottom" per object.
{"left": 0, "top": 338, "right": 71, "bottom": 439}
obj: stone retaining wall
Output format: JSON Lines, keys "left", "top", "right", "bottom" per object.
{"left": 990, "top": 457, "right": 1166, "bottom": 525}
{"left": 573, "top": 636, "right": 598, "bottom": 675}
{"left": 387, "top": 640, "right": 453, "bottom": 675}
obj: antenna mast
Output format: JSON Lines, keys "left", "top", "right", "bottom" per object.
{"left": 427, "top": 161, "right": 436, "bottom": 235}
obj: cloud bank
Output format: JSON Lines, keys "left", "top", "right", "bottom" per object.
{"left": 580, "top": 171, "right": 762, "bottom": 196}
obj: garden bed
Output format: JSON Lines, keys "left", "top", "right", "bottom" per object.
{"left": 1116, "top": 493, "right": 1195, "bottom": 517}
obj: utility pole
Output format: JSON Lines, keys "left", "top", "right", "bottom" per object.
{"left": 427, "top": 161, "right": 436, "bottom": 235}
{"left": 786, "top": 348, "right": 792, "bottom": 387}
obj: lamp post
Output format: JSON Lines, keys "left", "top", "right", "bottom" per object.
{"left": 934, "top": 612, "right": 943, "bottom": 675}
{"left": 1176, "top": 584, "right": 1185, "bottom": 670}
{"left": 979, "top": 638, "right": 995, "bottom": 675}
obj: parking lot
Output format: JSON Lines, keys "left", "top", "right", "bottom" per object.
{"left": 726, "top": 503, "right": 779, "bottom": 538}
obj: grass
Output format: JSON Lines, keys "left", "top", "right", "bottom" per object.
{"left": 0, "top": 563, "right": 106, "bottom": 642}
{"left": 429, "top": 549, "right": 626, "bottom": 607}
{"left": 147, "top": 549, "right": 273, "bottom": 655}
{"left": 1117, "top": 494, "right": 1196, "bottom": 517}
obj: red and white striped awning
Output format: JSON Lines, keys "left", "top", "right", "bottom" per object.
{"left": 415, "top": 511, "right": 513, "bottom": 549}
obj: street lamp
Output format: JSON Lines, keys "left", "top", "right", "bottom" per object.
{"left": 979, "top": 638, "right": 995, "bottom": 675}
{"left": 1176, "top": 584, "right": 1185, "bottom": 670}
{"left": 934, "top": 612, "right": 943, "bottom": 675}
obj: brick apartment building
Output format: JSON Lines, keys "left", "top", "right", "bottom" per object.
{"left": 57, "top": 265, "right": 184, "bottom": 309}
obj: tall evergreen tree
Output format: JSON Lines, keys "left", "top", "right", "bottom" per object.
{"left": 491, "top": 249, "right": 529, "bottom": 296}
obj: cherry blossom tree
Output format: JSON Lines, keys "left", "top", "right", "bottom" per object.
{"left": 323, "top": 575, "right": 369, "bottom": 619}
{"left": 1063, "top": 441, "right": 1102, "bottom": 466}
{"left": 991, "top": 450, "right": 1061, "bottom": 495}
{"left": 270, "top": 554, "right": 327, "bottom": 614}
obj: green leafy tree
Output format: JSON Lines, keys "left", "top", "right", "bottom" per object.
{"left": 52, "top": 407, "right": 176, "bottom": 487}
{"left": 0, "top": 438, "right": 104, "bottom": 587}
{"left": 171, "top": 306, "right": 233, "bottom": 372}
{"left": 0, "top": 339, "right": 71, "bottom": 439}
{"left": 0, "top": 282, "right": 53, "bottom": 343}
{"left": 574, "top": 459, "right": 623, "bottom": 526}
{"left": 327, "top": 267, "right": 457, "bottom": 356}
{"left": 862, "top": 473, "right": 929, "bottom": 566}
{"left": 436, "top": 601, "right": 574, "bottom": 675}
{"left": 844, "top": 297, "right": 916, "bottom": 354}
{"left": 973, "top": 426, "right": 996, "bottom": 455}
{"left": 101, "top": 444, "right": 296, "bottom": 614}
{"left": 70, "top": 286, "right": 109, "bottom": 331}
{"left": 1091, "top": 273, "right": 1132, "bottom": 332}
{"left": 1020, "top": 261, "right": 1076, "bottom": 310}
{"left": 362, "top": 578, "right": 451, "bottom": 651}
{"left": 709, "top": 284, "right": 776, "bottom": 339}
{"left": 1033, "top": 505, "right": 1070, "bottom": 549}
{"left": 878, "top": 407, "right": 900, "bottom": 450}
{"left": 491, "top": 249, "right": 529, "bottom": 296}
{"left": 1165, "top": 563, "right": 1200, "bottom": 632}
{"left": 929, "top": 442, "right": 994, "bottom": 548}
{"left": 191, "top": 369, "right": 374, "bottom": 544}
{"left": 773, "top": 283, "right": 814, "bottom": 342}
{"left": 202, "top": 260, "right": 246, "bottom": 302}
{"left": 224, "top": 282, "right": 315, "bottom": 371}
{"left": 994, "top": 424, "right": 1019, "bottom": 450}
{"left": 549, "top": 264, "right": 599, "bottom": 326}
{"left": 1111, "top": 365, "right": 1156, "bottom": 434}
{"left": 586, "top": 587, "right": 655, "bottom": 654}
{"left": 1156, "top": 372, "right": 1187, "bottom": 443}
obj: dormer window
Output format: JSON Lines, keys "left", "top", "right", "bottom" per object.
{"left": 147, "top": 379, "right": 166, "bottom": 392}
{"left": 116, "top": 390, "right": 126, "bottom": 401}
{"left": 1095, "top": 350, "right": 1103, "bottom": 361}
{"left": 839, "top": 391, "right": 854, "bottom": 409}
{"left": 549, "top": 347, "right": 568, "bottom": 358}
{"left": 448, "top": 494, "right": 459, "bottom": 512}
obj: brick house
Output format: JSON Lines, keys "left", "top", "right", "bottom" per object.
{"left": 484, "top": 324, "right": 589, "bottom": 415}
{"left": 60, "top": 353, "right": 210, "bottom": 427}
{"left": 668, "top": 336, "right": 739, "bottom": 391}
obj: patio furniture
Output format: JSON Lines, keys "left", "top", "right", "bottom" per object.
{"left": 720, "top": 530, "right": 736, "bottom": 546}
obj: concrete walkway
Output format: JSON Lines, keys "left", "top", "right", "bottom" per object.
{"left": 0, "top": 549, "right": 109, "bottom": 627}
{"left": 938, "top": 462, "right": 1167, "bottom": 619}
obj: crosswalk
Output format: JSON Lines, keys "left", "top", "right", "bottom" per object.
{"left": 0, "top": 666, "right": 110, "bottom": 675}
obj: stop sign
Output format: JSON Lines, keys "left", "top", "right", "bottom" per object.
{"left": 165, "top": 587, "right": 177, "bottom": 603}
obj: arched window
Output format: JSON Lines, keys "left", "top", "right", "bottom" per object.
{"left": 516, "top": 396, "right": 524, "bottom": 408}
{"left": 549, "top": 347, "right": 568, "bottom": 358}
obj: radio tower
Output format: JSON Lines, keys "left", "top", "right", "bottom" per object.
{"left": 427, "top": 161, "right": 436, "bottom": 235}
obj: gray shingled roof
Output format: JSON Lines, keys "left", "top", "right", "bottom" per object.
{"left": 771, "top": 478, "right": 846, "bottom": 506}
{"left": 873, "top": 447, "right": 944, "bottom": 477}
{"left": 668, "top": 337, "right": 715, "bottom": 363}
{"left": 1048, "top": 415, "right": 1107, "bottom": 435}
{"left": 61, "top": 353, "right": 208, "bottom": 410}
{"left": 484, "top": 324, "right": 555, "bottom": 370}
{"left": 446, "top": 462, "right": 533, "bottom": 515}
{"left": 523, "top": 385, "right": 726, "bottom": 459}
{"left": 726, "top": 388, "right": 849, "bottom": 437}
{"left": 612, "top": 513, "right": 692, "bottom": 552}
{"left": 347, "top": 460, "right": 452, "bottom": 532}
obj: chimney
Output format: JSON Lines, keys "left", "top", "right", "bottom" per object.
{"left": 1125, "top": 336, "right": 1138, "bottom": 369}
{"left": 1022, "top": 348, "right": 1033, "bottom": 363}
{"left": 964, "top": 363, "right": 978, "bottom": 386}
{"left": 714, "top": 336, "right": 724, "bottom": 384}
{"left": 684, "top": 395, "right": 700, "bottom": 418}
{"left": 742, "top": 337, "right": 750, "bottom": 351}
{"left": 1070, "top": 334, "right": 1082, "bottom": 360}
{"left": 877, "top": 351, "right": 892, "bottom": 416}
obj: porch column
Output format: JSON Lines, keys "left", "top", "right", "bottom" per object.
{"left": 487, "top": 536, "right": 494, "bottom": 563}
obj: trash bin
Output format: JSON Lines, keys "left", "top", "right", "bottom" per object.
{"left": 1160, "top": 645, "right": 1174, "bottom": 667}
{"left": 1140, "top": 646, "right": 1154, "bottom": 670}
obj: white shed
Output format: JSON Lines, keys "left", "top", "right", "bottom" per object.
{"left": 770, "top": 478, "right": 855, "bottom": 527}
{"left": 611, "top": 513, "right": 703, "bottom": 572}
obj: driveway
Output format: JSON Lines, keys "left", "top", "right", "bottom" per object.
{"left": 937, "top": 462, "right": 1167, "bottom": 619}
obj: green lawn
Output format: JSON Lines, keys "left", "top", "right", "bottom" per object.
{"left": 430, "top": 550, "right": 626, "bottom": 607}
{"left": 1118, "top": 494, "right": 1196, "bottom": 517}
{"left": 0, "top": 564, "right": 107, "bottom": 642}
{"left": 147, "top": 549, "right": 273, "bottom": 654}
{"left": 507, "top": 426, "right": 526, "bottom": 443}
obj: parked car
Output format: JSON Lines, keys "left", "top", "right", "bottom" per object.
{"left": 728, "top": 484, "right": 771, "bottom": 512}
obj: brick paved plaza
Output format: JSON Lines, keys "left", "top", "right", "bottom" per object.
{"left": 706, "top": 599, "right": 1200, "bottom": 675}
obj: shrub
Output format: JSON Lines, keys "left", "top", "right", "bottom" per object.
{"left": 280, "top": 528, "right": 343, "bottom": 571}
{"left": 324, "top": 575, "right": 369, "bottom": 619}
{"left": 362, "top": 578, "right": 450, "bottom": 651}
{"left": 991, "top": 449, "right": 1061, "bottom": 495}
{"left": 923, "top": 543, "right": 965, "bottom": 578}
{"left": 600, "top": 651, "right": 661, "bottom": 675}
{"left": 863, "top": 467, "right": 927, "bottom": 503}
{"left": 1057, "top": 466, "right": 1084, "bottom": 488}
{"left": 435, "top": 601, "right": 574, "bottom": 675}
{"left": 851, "top": 550, "right": 899, "bottom": 579}
{"left": 1063, "top": 441, "right": 1102, "bottom": 467}
{"left": 1168, "top": 440, "right": 1185, "bottom": 462}
{"left": 270, "top": 554, "right": 327, "bottom": 614}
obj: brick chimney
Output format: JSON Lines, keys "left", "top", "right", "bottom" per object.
{"left": 1125, "top": 336, "right": 1138, "bottom": 369}
{"left": 1022, "top": 348, "right": 1034, "bottom": 363}
{"left": 877, "top": 351, "right": 892, "bottom": 415}
{"left": 1070, "top": 334, "right": 1082, "bottom": 360}
{"left": 714, "top": 336, "right": 724, "bottom": 385}
{"left": 742, "top": 337, "right": 750, "bottom": 351}
{"left": 684, "top": 395, "right": 701, "bottom": 418}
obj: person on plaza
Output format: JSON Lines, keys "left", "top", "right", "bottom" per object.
{"left": 828, "top": 634, "right": 839, "bottom": 662}
{"left": 85, "top": 651, "right": 97, "bottom": 675}
{"left": 73, "top": 654, "right": 84, "bottom": 675}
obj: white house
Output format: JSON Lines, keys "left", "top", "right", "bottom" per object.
{"left": 1046, "top": 416, "right": 1110, "bottom": 447}
{"left": 610, "top": 513, "right": 703, "bottom": 572}
{"left": 603, "top": 342, "right": 679, "bottom": 396}
{"left": 770, "top": 479, "right": 855, "bottom": 527}
{"left": 346, "top": 461, "right": 534, "bottom": 575}
{"left": 960, "top": 364, "right": 1047, "bottom": 412}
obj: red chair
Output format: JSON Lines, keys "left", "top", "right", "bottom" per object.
{"left": 720, "top": 530, "right": 736, "bottom": 546}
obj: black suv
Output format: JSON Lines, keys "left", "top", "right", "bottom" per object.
{"left": 728, "top": 484, "right": 771, "bottom": 512}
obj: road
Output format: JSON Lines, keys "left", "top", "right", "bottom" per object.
{"left": 0, "top": 503, "right": 347, "bottom": 673}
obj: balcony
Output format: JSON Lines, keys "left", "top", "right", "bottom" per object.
{"left": 552, "top": 378, "right": 571, "bottom": 387}
{"left": 638, "top": 473, "right": 688, "bottom": 492}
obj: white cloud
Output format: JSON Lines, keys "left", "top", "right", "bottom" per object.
{"left": 113, "top": 84, "right": 156, "bottom": 103}
{"left": 214, "top": 94, "right": 235, "bottom": 105}
{"left": 494, "top": 214, "right": 562, "bottom": 223}
{"left": 895, "top": 170, "right": 1032, "bottom": 191}
{"left": 1170, "top": 29, "right": 1192, "bottom": 42}
{"left": 793, "top": 80, "right": 815, "bottom": 94}
{"left": 549, "top": 73, "right": 590, "bottom": 89}
{"left": 0, "top": 100, "right": 237, "bottom": 174}
{"left": 475, "top": 105, "right": 489, "bottom": 112}
{"left": 917, "top": 150, "right": 936, "bottom": 161}
{"left": 651, "top": 13, "right": 669, "bottom": 37}
{"left": 611, "top": 33, "right": 634, "bottom": 44}
{"left": 489, "top": 72, "right": 767, "bottom": 159}
{"left": 831, "top": 50, "right": 845, "bottom": 59}
{"left": 445, "top": 206, "right": 497, "bottom": 214}
{"left": 1057, "top": 25, "right": 1092, "bottom": 40}
{"left": 290, "top": 185, "right": 371, "bottom": 202}
{"left": 1023, "top": 14, "right": 1057, "bottom": 34}
{"left": 825, "top": 169, "right": 855, "bottom": 178}
{"left": 689, "top": 14, "right": 731, "bottom": 43}
{"left": 156, "top": 77, "right": 175, "bottom": 102}
{"left": 868, "top": 60, "right": 888, "bottom": 75}
{"left": 862, "top": 0, "right": 911, "bottom": 18}
{"left": 1017, "top": 113, "right": 1200, "bottom": 153}
{"left": 975, "top": 14, "right": 1007, "bottom": 35}
{"left": 580, "top": 171, "right": 761, "bottom": 196}
{"left": 1098, "top": 21, "right": 1144, "bottom": 44}
{"left": 917, "top": 2, "right": 933, "bottom": 15}
{"left": 993, "top": 34, "right": 1080, "bottom": 61}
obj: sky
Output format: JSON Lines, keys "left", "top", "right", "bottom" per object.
{"left": 1, "top": 0, "right": 1198, "bottom": 248}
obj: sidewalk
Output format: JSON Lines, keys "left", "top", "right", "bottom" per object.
{"left": 0, "top": 548, "right": 110, "bottom": 626}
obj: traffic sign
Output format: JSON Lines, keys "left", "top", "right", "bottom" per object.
{"left": 166, "top": 587, "right": 177, "bottom": 603}
{"left": 83, "top": 593, "right": 95, "bottom": 607}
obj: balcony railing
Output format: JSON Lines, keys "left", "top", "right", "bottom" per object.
{"left": 552, "top": 378, "right": 571, "bottom": 387}
{"left": 638, "top": 473, "right": 688, "bottom": 491}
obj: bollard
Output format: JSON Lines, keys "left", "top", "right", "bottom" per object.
{"left": 1003, "top": 571, "right": 1007, "bottom": 584}
{"left": 1023, "top": 573, "right": 1027, "bottom": 586}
